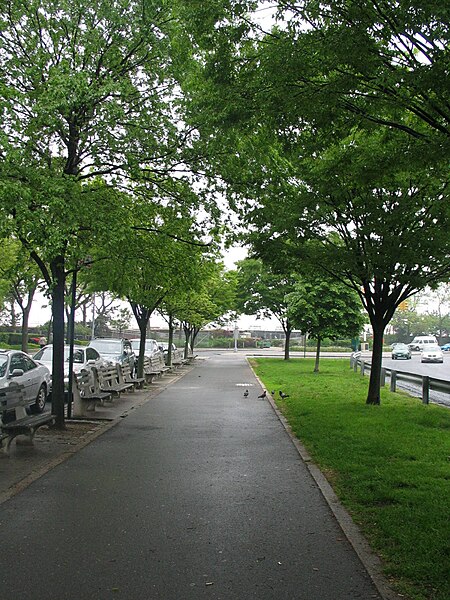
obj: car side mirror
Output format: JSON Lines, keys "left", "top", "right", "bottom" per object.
{"left": 9, "top": 369, "right": 25, "bottom": 378}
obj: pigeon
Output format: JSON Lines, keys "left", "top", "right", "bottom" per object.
{"left": 243, "top": 389, "right": 249, "bottom": 397}
{"left": 279, "top": 391, "right": 290, "bottom": 399}
{"left": 257, "top": 390, "right": 267, "bottom": 399}
{"left": 270, "top": 390, "right": 275, "bottom": 396}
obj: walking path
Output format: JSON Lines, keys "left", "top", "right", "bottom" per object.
{"left": 0, "top": 352, "right": 393, "bottom": 599}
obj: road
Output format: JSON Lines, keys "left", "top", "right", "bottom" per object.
{"left": 382, "top": 352, "right": 449, "bottom": 380}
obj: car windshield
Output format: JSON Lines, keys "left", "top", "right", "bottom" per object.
{"left": 131, "top": 340, "right": 157, "bottom": 352}
{"left": 0, "top": 355, "right": 8, "bottom": 377}
{"left": 395, "top": 344, "right": 408, "bottom": 350}
{"left": 425, "top": 346, "right": 441, "bottom": 351}
{"left": 90, "top": 340, "right": 122, "bottom": 353}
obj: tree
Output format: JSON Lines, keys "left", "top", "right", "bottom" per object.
{"left": 85, "top": 199, "right": 214, "bottom": 377}
{"left": 250, "top": 128, "right": 450, "bottom": 403}
{"left": 164, "top": 260, "right": 236, "bottom": 358}
{"left": 0, "top": 238, "right": 43, "bottom": 352}
{"left": 235, "top": 258, "right": 296, "bottom": 359}
{"left": 286, "top": 276, "right": 365, "bottom": 372}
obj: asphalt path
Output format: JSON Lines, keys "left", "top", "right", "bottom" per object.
{"left": 1, "top": 352, "right": 383, "bottom": 600}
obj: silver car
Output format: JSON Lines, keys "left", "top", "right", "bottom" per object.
{"left": 421, "top": 346, "right": 444, "bottom": 364}
{"left": 87, "top": 338, "right": 136, "bottom": 372}
{"left": 0, "top": 349, "right": 50, "bottom": 415}
{"left": 130, "top": 338, "right": 163, "bottom": 360}
{"left": 33, "top": 344, "right": 106, "bottom": 391}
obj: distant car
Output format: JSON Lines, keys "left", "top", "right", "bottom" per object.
{"left": 159, "top": 342, "right": 180, "bottom": 365}
{"left": 408, "top": 336, "right": 439, "bottom": 351}
{"left": 421, "top": 346, "right": 444, "bottom": 364}
{"left": 440, "top": 343, "right": 450, "bottom": 352}
{"left": 0, "top": 349, "right": 50, "bottom": 416}
{"left": 129, "top": 338, "right": 163, "bottom": 360}
{"left": 391, "top": 343, "right": 411, "bottom": 360}
{"left": 33, "top": 344, "right": 106, "bottom": 392}
{"left": 87, "top": 338, "right": 136, "bottom": 373}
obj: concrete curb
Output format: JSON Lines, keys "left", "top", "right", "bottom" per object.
{"left": 249, "top": 361, "right": 400, "bottom": 600}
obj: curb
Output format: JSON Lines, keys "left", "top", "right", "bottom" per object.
{"left": 249, "top": 361, "right": 400, "bottom": 600}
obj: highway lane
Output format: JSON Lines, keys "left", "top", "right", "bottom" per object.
{"left": 382, "top": 352, "right": 449, "bottom": 380}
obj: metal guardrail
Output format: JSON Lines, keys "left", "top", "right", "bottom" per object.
{"left": 350, "top": 353, "right": 450, "bottom": 404}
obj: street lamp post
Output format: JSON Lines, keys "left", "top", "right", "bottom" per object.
{"left": 234, "top": 323, "right": 239, "bottom": 352}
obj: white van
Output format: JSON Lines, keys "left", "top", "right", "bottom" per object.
{"left": 408, "top": 336, "right": 438, "bottom": 351}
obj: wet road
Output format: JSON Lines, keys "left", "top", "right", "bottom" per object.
{"left": 0, "top": 353, "right": 383, "bottom": 600}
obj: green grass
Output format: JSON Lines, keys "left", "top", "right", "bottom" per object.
{"left": 251, "top": 358, "right": 450, "bottom": 600}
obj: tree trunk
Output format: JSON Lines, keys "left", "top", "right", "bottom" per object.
{"left": 190, "top": 328, "right": 199, "bottom": 354}
{"left": 183, "top": 324, "right": 190, "bottom": 359}
{"left": 314, "top": 336, "right": 321, "bottom": 372}
{"left": 51, "top": 256, "right": 66, "bottom": 429}
{"left": 21, "top": 304, "right": 32, "bottom": 353}
{"left": 284, "top": 328, "right": 291, "bottom": 360}
{"left": 137, "top": 320, "right": 147, "bottom": 379}
{"left": 167, "top": 315, "right": 174, "bottom": 366}
{"left": 366, "top": 321, "right": 385, "bottom": 405}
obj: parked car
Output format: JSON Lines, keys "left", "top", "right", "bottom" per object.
{"left": 440, "top": 343, "right": 450, "bottom": 352}
{"left": 391, "top": 343, "right": 411, "bottom": 360}
{"left": 130, "top": 338, "right": 163, "bottom": 360}
{"left": 87, "top": 338, "right": 136, "bottom": 373}
{"left": 421, "top": 346, "right": 444, "bottom": 364}
{"left": 0, "top": 349, "right": 50, "bottom": 416}
{"left": 33, "top": 344, "right": 106, "bottom": 392}
{"left": 408, "top": 335, "right": 439, "bottom": 351}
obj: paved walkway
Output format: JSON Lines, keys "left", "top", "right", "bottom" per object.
{"left": 0, "top": 353, "right": 388, "bottom": 599}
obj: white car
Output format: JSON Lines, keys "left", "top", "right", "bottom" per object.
{"left": 130, "top": 338, "right": 163, "bottom": 360}
{"left": 33, "top": 344, "right": 106, "bottom": 391}
{"left": 421, "top": 346, "right": 444, "bottom": 364}
{"left": 0, "top": 349, "right": 51, "bottom": 415}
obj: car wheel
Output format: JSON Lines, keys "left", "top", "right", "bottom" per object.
{"left": 30, "top": 384, "right": 47, "bottom": 414}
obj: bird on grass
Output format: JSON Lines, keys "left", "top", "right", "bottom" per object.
{"left": 270, "top": 390, "right": 275, "bottom": 396}
{"left": 279, "top": 391, "right": 290, "bottom": 399}
{"left": 243, "top": 389, "right": 249, "bottom": 397}
{"left": 258, "top": 390, "right": 267, "bottom": 399}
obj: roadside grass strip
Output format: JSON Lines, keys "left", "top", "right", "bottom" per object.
{"left": 251, "top": 358, "right": 450, "bottom": 600}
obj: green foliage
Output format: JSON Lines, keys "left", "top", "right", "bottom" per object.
{"left": 253, "top": 357, "right": 450, "bottom": 600}
{"left": 235, "top": 258, "right": 296, "bottom": 328}
{"left": 286, "top": 275, "right": 365, "bottom": 341}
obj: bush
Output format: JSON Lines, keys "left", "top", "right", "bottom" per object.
{"left": 7, "top": 333, "right": 22, "bottom": 345}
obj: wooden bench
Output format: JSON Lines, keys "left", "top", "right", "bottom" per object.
{"left": 97, "top": 365, "right": 134, "bottom": 397}
{"left": 0, "top": 386, "right": 55, "bottom": 455}
{"left": 143, "top": 356, "right": 161, "bottom": 384}
{"left": 153, "top": 354, "right": 171, "bottom": 375}
{"left": 171, "top": 349, "right": 189, "bottom": 369}
{"left": 119, "top": 364, "right": 145, "bottom": 390}
{"left": 72, "top": 369, "right": 112, "bottom": 418}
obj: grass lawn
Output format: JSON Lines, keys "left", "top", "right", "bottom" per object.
{"left": 251, "top": 358, "right": 450, "bottom": 600}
